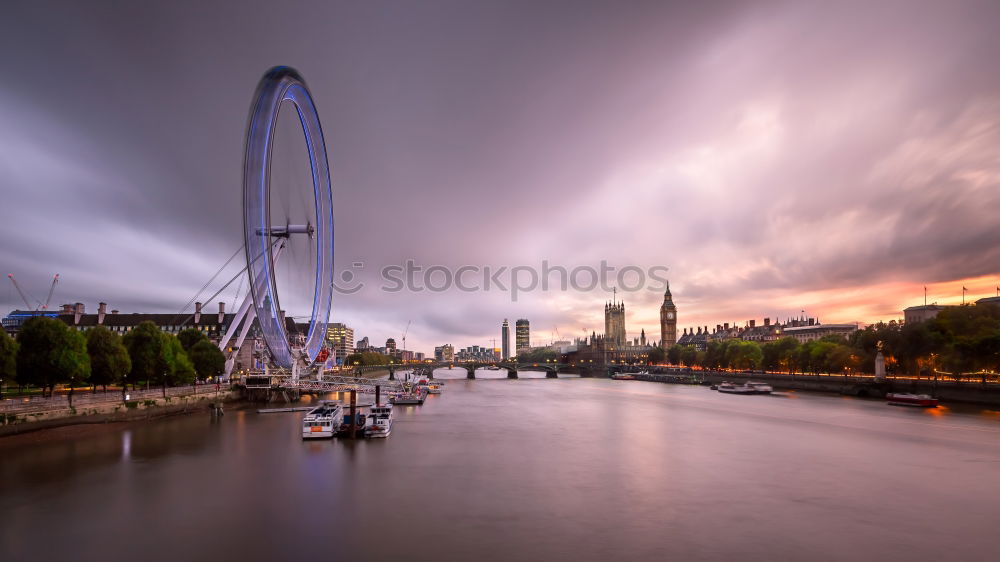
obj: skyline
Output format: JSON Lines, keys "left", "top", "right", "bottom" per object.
{"left": 3, "top": 1, "right": 1000, "bottom": 352}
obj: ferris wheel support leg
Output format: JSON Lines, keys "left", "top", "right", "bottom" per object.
{"left": 221, "top": 292, "right": 256, "bottom": 380}
{"left": 220, "top": 291, "right": 254, "bottom": 353}
{"left": 225, "top": 305, "right": 258, "bottom": 380}
{"left": 220, "top": 242, "right": 286, "bottom": 380}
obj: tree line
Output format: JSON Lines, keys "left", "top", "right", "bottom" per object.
{"left": 0, "top": 318, "right": 227, "bottom": 402}
{"left": 661, "top": 304, "right": 1000, "bottom": 377}
{"left": 343, "top": 351, "right": 396, "bottom": 366}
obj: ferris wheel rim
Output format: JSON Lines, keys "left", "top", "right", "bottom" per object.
{"left": 243, "top": 66, "right": 334, "bottom": 369}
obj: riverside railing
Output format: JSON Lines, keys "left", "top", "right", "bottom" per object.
{"left": 0, "top": 384, "right": 228, "bottom": 415}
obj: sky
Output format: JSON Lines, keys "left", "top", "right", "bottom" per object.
{"left": 2, "top": 0, "right": 1000, "bottom": 354}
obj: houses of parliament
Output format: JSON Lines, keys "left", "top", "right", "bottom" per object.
{"left": 566, "top": 284, "right": 677, "bottom": 365}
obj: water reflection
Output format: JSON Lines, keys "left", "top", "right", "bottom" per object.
{"left": 121, "top": 429, "right": 131, "bottom": 461}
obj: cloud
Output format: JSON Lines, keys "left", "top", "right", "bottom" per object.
{"left": 1, "top": 0, "right": 999, "bottom": 352}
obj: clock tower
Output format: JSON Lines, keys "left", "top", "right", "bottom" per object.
{"left": 659, "top": 282, "right": 677, "bottom": 348}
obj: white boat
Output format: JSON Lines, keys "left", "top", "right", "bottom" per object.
{"left": 745, "top": 381, "right": 773, "bottom": 394}
{"left": 427, "top": 381, "right": 444, "bottom": 394}
{"left": 366, "top": 403, "right": 394, "bottom": 438}
{"left": 302, "top": 401, "right": 343, "bottom": 439}
{"left": 717, "top": 382, "right": 755, "bottom": 395}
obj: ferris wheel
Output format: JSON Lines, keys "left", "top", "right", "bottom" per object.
{"left": 220, "top": 66, "right": 334, "bottom": 375}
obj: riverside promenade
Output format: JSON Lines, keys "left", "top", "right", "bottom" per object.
{"left": 627, "top": 368, "right": 1000, "bottom": 406}
{"left": 0, "top": 384, "right": 235, "bottom": 436}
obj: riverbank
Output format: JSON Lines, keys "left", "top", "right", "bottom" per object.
{"left": 0, "top": 389, "right": 243, "bottom": 438}
{"left": 633, "top": 370, "right": 1000, "bottom": 407}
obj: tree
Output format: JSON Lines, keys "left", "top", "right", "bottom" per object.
{"left": 678, "top": 345, "right": 698, "bottom": 368}
{"left": 513, "top": 348, "right": 558, "bottom": 363}
{"left": 188, "top": 339, "right": 225, "bottom": 380}
{"left": 649, "top": 346, "right": 666, "bottom": 365}
{"left": 344, "top": 352, "right": 394, "bottom": 366}
{"left": 702, "top": 341, "right": 725, "bottom": 369}
{"left": 897, "top": 322, "right": 941, "bottom": 376}
{"left": 161, "top": 334, "right": 196, "bottom": 395}
{"left": 762, "top": 337, "right": 799, "bottom": 372}
{"left": 16, "top": 317, "right": 90, "bottom": 398}
{"left": 726, "top": 341, "right": 763, "bottom": 370}
{"left": 61, "top": 329, "right": 91, "bottom": 406}
{"left": 177, "top": 328, "right": 208, "bottom": 352}
{"left": 87, "top": 326, "right": 131, "bottom": 393}
{"left": 0, "top": 327, "right": 18, "bottom": 399}
{"left": 826, "top": 344, "right": 859, "bottom": 374}
{"left": 664, "top": 344, "right": 679, "bottom": 365}
{"left": 124, "top": 321, "right": 167, "bottom": 395}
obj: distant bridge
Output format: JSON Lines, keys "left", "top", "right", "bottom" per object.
{"left": 347, "top": 360, "right": 589, "bottom": 380}
{"left": 238, "top": 361, "right": 606, "bottom": 397}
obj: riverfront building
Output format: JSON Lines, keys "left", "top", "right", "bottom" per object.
{"left": 515, "top": 319, "right": 530, "bottom": 353}
{"left": 781, "top": 323, "right": 857, "bottom": 343}
{"left": 501, "top": 319, "right": 510, "bottom": 359}
{"left": 456, "top": 345, "right": 499, "bottom": 362}
{"left": 659, "top": 284, "right": 677, "bottom": 349}
{"left": 676, "top": 316, "right": 857, "bottom": 348}
{"left": 434, "top": 344, "right": 455, "bottom": 362}
{"left": 605, "top": 300, "right": 626, "bottom": 346}
{"left": 0, "top": 301, "right": 275, "bottom": 373}
{"left": 903, "top": 304, "right": 950, "bottom": 325}
{"left": 326, "top": 323, "right": 354, "bottom": 365}
{"left": 978, "top": 296, "right": 1000, "bottom": 307}
{"left": 903, "top": 295, "right": 1000, "bottom": 325}
{"left": 564, "top": 292, "right": 657, "bottom": 366}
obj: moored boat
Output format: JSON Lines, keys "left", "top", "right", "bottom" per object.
{"left": 745, "top": 381, "right": 773, "bottom": 395}
{"left": 366, "top": 403, "right": 393, "bottom": 438}
{"left": 390, "top": 386, "right": 428, "bottom": 405}
{"left": 886, "top": 393, "right": 939, "bottom": 407}
{"left": 301, "top": 401, "right": 343, "bottom": 439}
{"left": 427, "top": 381, "right": 444, "bottom": 394}
{"left": 717, "top": 382, "right": 755, "bottom": 395}
{"left": 610, "top": 373, "right": 636, "bottom": 380}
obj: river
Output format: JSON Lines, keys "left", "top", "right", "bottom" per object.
{"left": 2, "top": 369, "right": 999, "bottom": 561}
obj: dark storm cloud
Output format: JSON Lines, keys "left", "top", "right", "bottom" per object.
{"left": 2, "top": 0, "right": 1000, "bottom": 350}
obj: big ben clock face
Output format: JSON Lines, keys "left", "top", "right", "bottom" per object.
{"left": 667, "top": 312, "right": 674, "bottom": 320}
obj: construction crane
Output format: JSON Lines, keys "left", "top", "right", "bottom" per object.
{"left": 401, "top": 320, "right": 411, "bottom": 352}
{"left": 7, "top": 274, "right": 38, "bottom": 310}
{"left": 42, "top": 274, "right": 59, "bottom": 310}
{"left": 7, "top": 273, "right": 60, "bottom": 310}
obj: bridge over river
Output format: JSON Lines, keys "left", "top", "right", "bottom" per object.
{"left": 341, "top": 360, "right": 586, "bottom": 380}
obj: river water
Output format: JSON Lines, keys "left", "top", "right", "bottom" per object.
{"left": 2, "top": 370, "right": 999, "bottom": 561}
